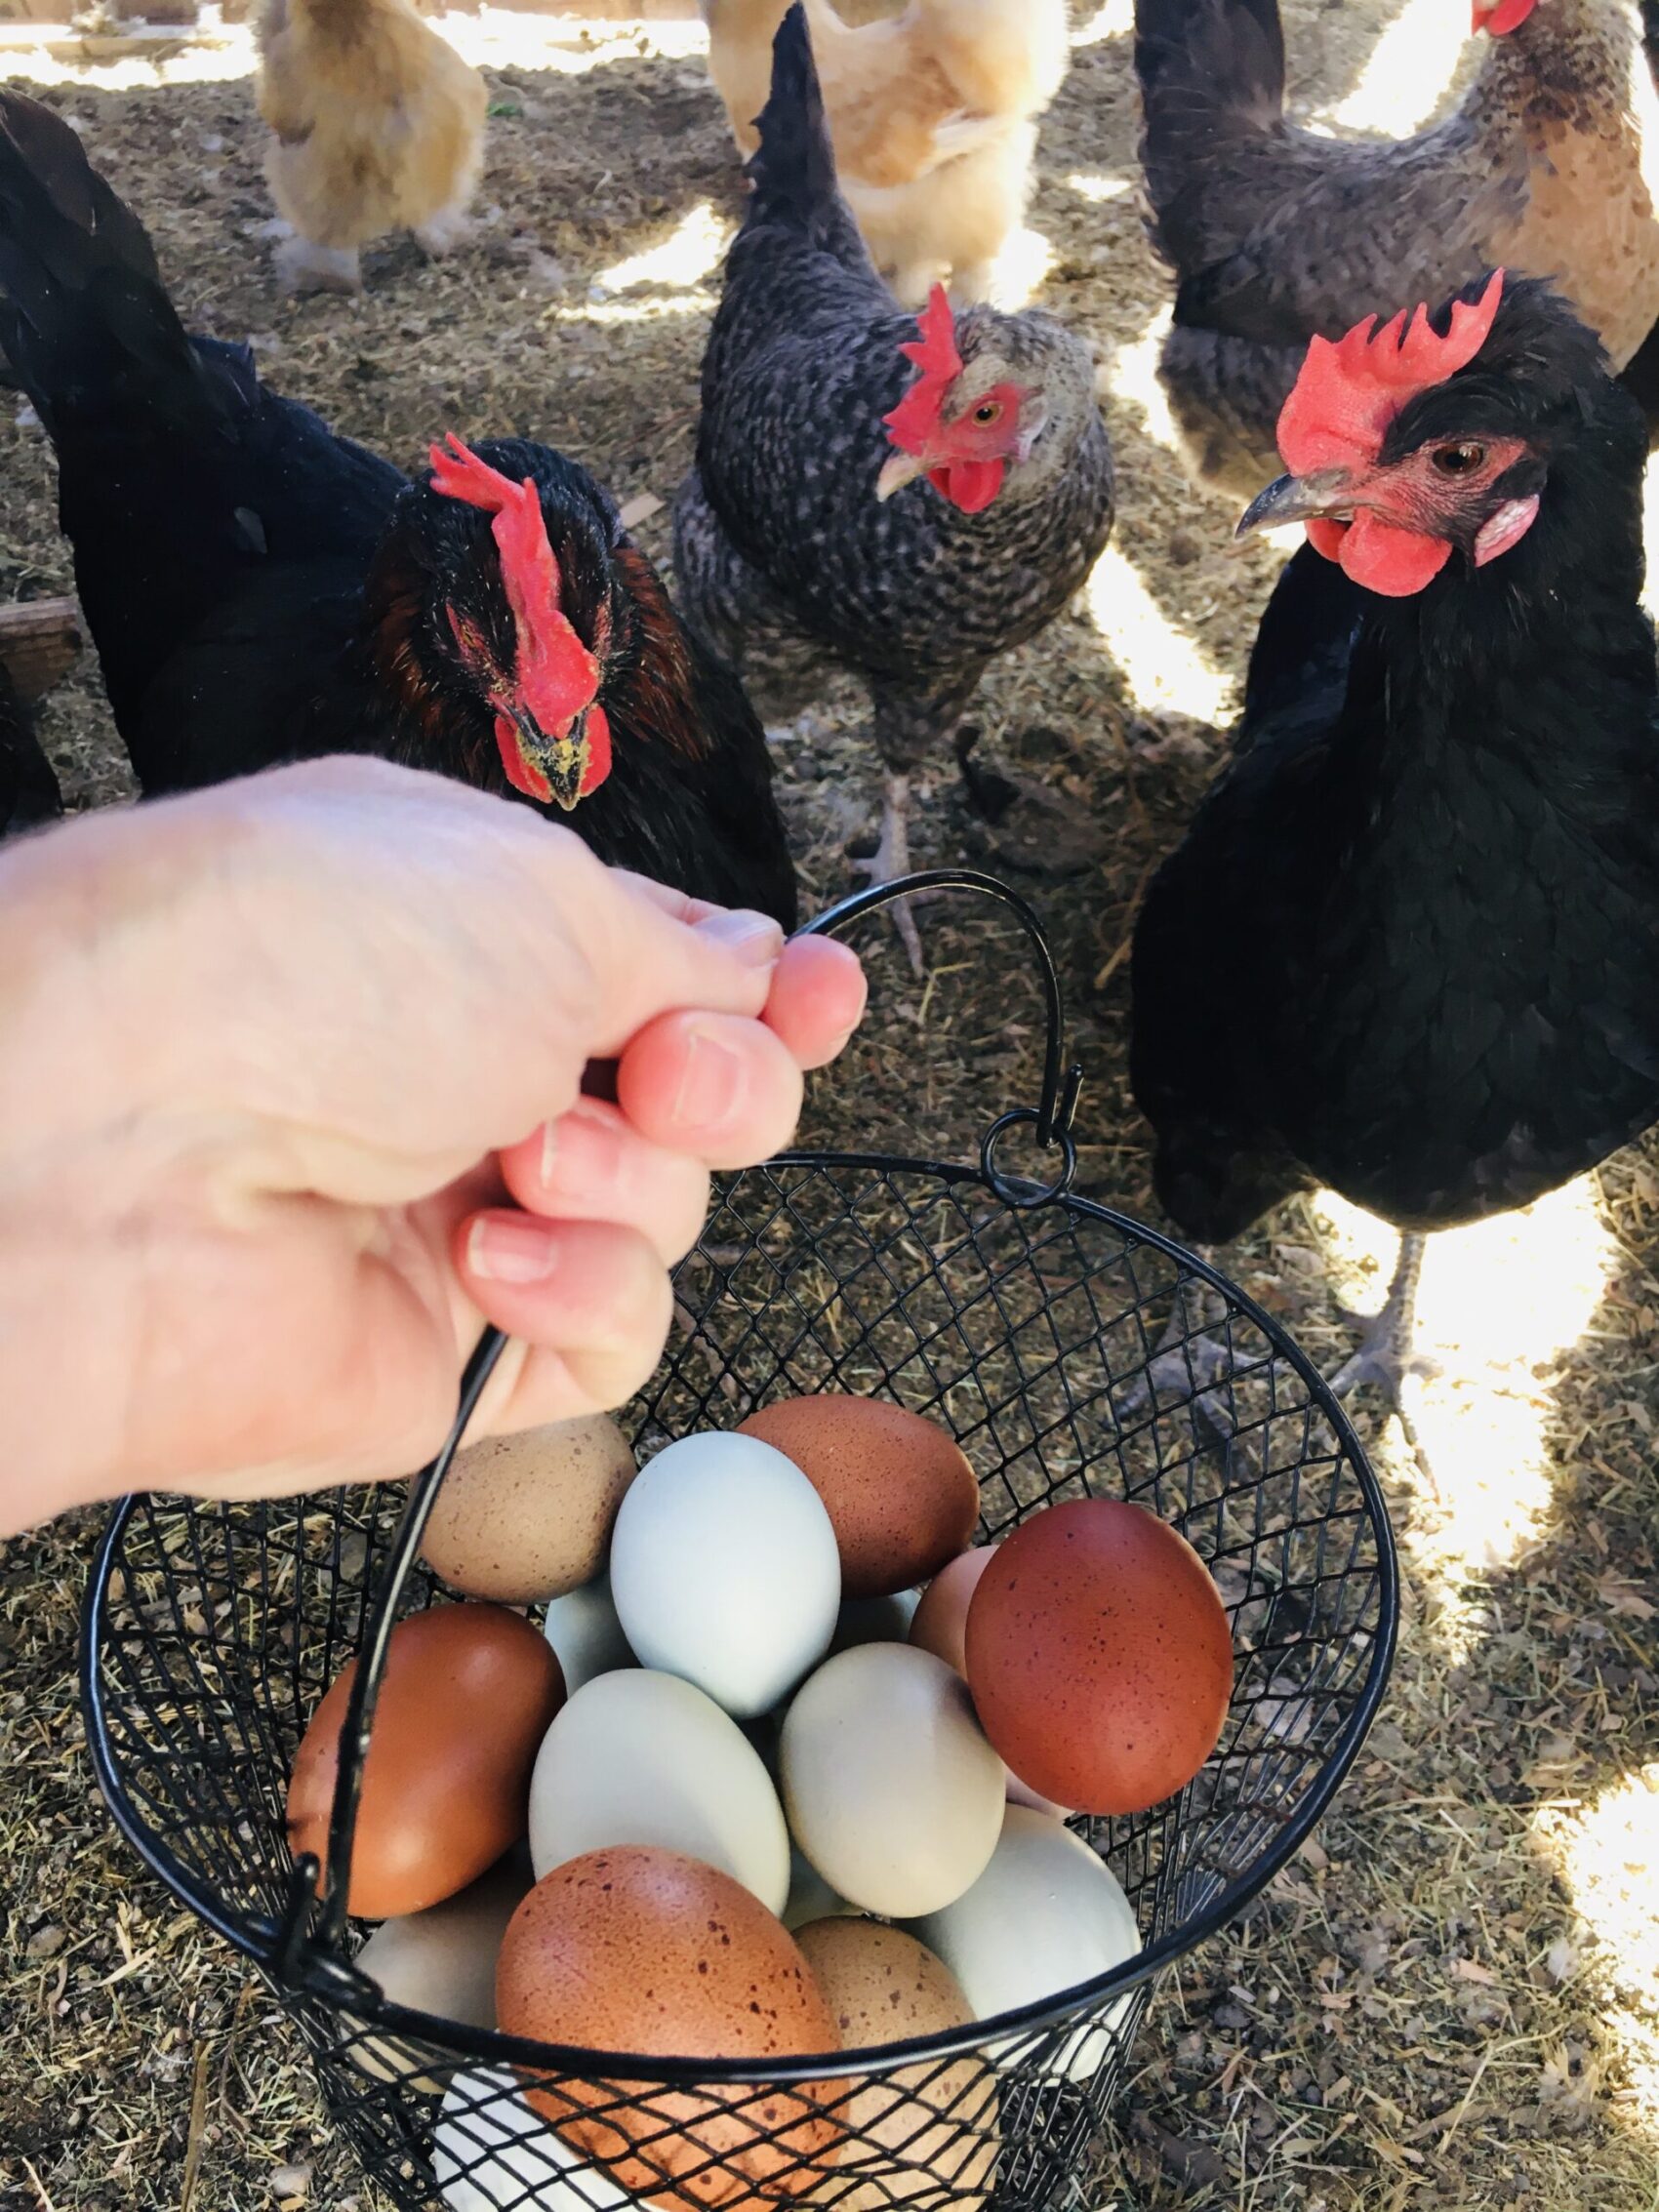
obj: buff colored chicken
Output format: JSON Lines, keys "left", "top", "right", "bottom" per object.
{"left": 257, "top": 0, "right": 487, "bottom": 294}
{"left": 702, "top": 0, "right": 1069, "bottom": 302}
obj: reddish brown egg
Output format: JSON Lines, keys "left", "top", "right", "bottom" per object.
{"left": 286, "top": 1602, "right": 563, "bottom": 1918}
{"left": 738, "top": 1396, "right": 979, "bottom": 1597}
{"left": 963, "top": 1500, "right": 1233, "bottom": 1816}
{"left": 497, "top": 1847, "right": 842, "bottom": 2209}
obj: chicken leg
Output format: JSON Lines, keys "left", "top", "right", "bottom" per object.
{"left": 1328, "top": 1232, "right": 1437, "bottom": 1419}
{"left": 854, "top": 771, "right": 926, "bottom": 975}
{"left": 1328, "top": 1231, "right": 1444, "bottom": 1494}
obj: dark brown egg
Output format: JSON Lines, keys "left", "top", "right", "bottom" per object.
{"left": 286, "top": 1602, "right": 563, "bottom": 1918}
{"left": 739, "top": 1397, "right": 979, "bottom": 1598}
{"left": 963, "top": 1500, "right": 1233, "bottom": 1816}
{"left": 497, "top": 1847, "right": 842, "bottom": 2209}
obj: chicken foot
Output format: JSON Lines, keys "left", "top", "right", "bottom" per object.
{"left": 1327, "top": 1231, "right": 1440, "bottom": 1468}
{"left": 1110, "top": 1273, "right": 1256, "bottom": 1468}
{"left": 415, "top": 199, "right": 476, "bottom": 258}
{"left": 273, "top": 233, "right": 362, "bottom": 296}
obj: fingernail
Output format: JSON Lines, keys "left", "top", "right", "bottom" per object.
{"left": 671, "top": 1023, "right": 745, "bottom": 1129}
{"left": 540, "top": 1120, "right": 559, "bottom": 1188}
{"left": 467, "top": 1214, "right": 560, "bottom": 1285}
{"left": 698, "top": 909, "right": 785, "bottom": 967}
{"left": 560, "top": 1100, "right": 626, "bottom": 1186}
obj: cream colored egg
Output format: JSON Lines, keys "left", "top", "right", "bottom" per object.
{"left": 794, "top": 1919, "right": 999, "bottom": 2212}
{"left": 434, "top": 2069, "right": 627, "bottom": 2212}
{"left": 419, "top": 1416, "right": 637, "bottom": 1603}
{"left": 907, "top": 1806, "right": 1142, "bottom": 2083}
{"left": 780, "top": 1644, "right": 1004, "bottom": 1917}
{"left": 349, "top": 1860, "right": 531, "bottom": 2096}
{"left": 542, "top": 1570, "right": 633, "bottom": 1694}
{"left": 529, "top": 1669, "right": 790, "bottom": 1913}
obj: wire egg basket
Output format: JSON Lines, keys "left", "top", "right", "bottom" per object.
{"left": 81, "top": 872, "right": 1397, "bottom": 2212}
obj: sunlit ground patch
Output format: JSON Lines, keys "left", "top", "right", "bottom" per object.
{"left": 1309, "top": 1181, "right": 1616, "bottom": 1600}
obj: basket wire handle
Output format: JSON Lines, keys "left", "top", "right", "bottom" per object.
{"left": 298, "top": 866, "right": 1078, "bottom": 1966}
{"left": 799, "top": 866, "right": 1082, "bottom": 1158}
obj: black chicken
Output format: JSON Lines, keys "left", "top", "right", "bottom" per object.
{"left": 0, "top": 659, "right": 61, "bottom": 837}
{"left": 1131, "top": 270, "right": 1659, "bottom": 1428}
{"left": 0, "top": 91, "right": 795, "bottom": 925}
{"left": 673, "top": 4, "right": 1113, "bottom": 964}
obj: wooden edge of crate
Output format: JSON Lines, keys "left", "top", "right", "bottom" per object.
{"left": 0, "top": 596, "right": 83, "bottom": 701}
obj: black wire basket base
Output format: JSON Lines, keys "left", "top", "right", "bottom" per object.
{"left": 80, "top": 880, "right": 1396, "bottom": 2212}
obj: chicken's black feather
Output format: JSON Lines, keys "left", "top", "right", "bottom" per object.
{"left": 0, "top": 91, "right": 795, "bottom": 924}
{"left": 1132, "top": 279, "right": 1659, "bottom": 1242}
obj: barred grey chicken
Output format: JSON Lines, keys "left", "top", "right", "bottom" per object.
{"left": 673, "top": 3, "right": 1113, "bottom": 963}
{"left": 1136, "top": 0, "right": 1659, "bottom": 500}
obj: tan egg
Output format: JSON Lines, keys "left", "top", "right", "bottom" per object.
{"left": 349, "top": 1857, "right": 532, "bottom": 2095}
{"left": 420, "top": 1416, "right": 638, "bottom": 1603}
{"left": 739, "top": 1397, "right": 979, "bottom": 1598}
{"left": 497, "top": 1848, "right": 843, "bottom": 2210}
{"left": 909, "top": 1548, "right": 992, "bottom": 1677}
{"left": 793, "top": 1920, "right": 998, "bottom": 2212}
{"left": 286, "top": 1602, "right": 563, "bottom": 1917}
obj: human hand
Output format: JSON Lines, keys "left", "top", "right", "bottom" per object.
{"left": 0, "top": 760, "right": 866, "bottom": 1533}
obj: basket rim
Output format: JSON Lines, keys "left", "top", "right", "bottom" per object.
{"left": 79, "top": 1147, "right": 1399, "bottom": 2088}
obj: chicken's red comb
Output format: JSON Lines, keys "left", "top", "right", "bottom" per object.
{"left": 428, "top": 433, "right": 599, "bottom": 728}
{"left": 883, "top": 284, "right": 965, "bottom": 456}
{"left": 1277, "top": 269, "right": 1506, "bottom": 477}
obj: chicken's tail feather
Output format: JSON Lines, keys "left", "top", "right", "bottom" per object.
{"left": 0, "top": 90, "right": 199, "bottom": 438}
{"left": 747, "top": 2, "right": 839, "bottom": 232}
{"left": 1134, "top": 0, "right": 1284, "bottom": 166}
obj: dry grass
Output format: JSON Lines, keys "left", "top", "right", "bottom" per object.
{"left": 2, "top": 3, "right": 1658, "bottom": 2207}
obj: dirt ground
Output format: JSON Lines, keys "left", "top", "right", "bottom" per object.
{"left": 3, "top": 1, "right": 1659, "bottom": 2207}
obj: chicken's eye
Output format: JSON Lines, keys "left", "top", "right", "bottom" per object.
{"left": 1431, "top": 441, "right": 1486, "bottom": 477}
{"left": 972, "top": 401, "right": 1002, "bottom": 425}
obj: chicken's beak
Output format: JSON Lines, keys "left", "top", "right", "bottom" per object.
{"left": 514, "top": 707, "right": 588, "bottom": 812}
{"left": 875, "top": 449, "right": 928, "bottom": 502}
{"left": 1234, "top": 465, "right": 1356, "bottom": 540}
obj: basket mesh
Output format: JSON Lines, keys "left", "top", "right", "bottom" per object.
{"left": 84, "top": 1155, "right": 1393, "bottom": 2212}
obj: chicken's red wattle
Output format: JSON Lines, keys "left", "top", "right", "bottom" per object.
{"left": 1307, "top": 510, "right": 1451, "bottom": 597}
{"left": 929, "top": 459, "right": 1006, "bottom": 514}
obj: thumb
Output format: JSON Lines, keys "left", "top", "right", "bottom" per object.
{"left": 548, "top": 854, "right": 789, "bottom": 1051}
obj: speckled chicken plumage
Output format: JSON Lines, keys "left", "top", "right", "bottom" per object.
{"left": 673, "top": 4, "right": 1113, "bottom": 783}
{"left": 1136, "top": 0, "right": 1659, "bottom": 499}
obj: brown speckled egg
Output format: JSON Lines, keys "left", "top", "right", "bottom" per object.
{"left": 739, "top": 1398, "right": 979, "bottom": 1598}
{"left": 497, "top": 1847, "right": 842, "bottom": 2209}
{"left": 963, "top": 1501, "right": 1233, "bottom": 1816}
{"left": 286, "top": 1603, "right": 563, "bottom": 1917}
{"left": 419, "top": 1415, "right": 637, "bottom": 1603}
{"left": 792, "top": 1920, "right": 998, "bottom": 2212}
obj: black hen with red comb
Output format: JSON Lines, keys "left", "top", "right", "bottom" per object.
{"left": 0, "top": 90, "right": 795, "bottom": 925}
{"left": 1130, "top": 274, "right": 1659, "bottom": 1421}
